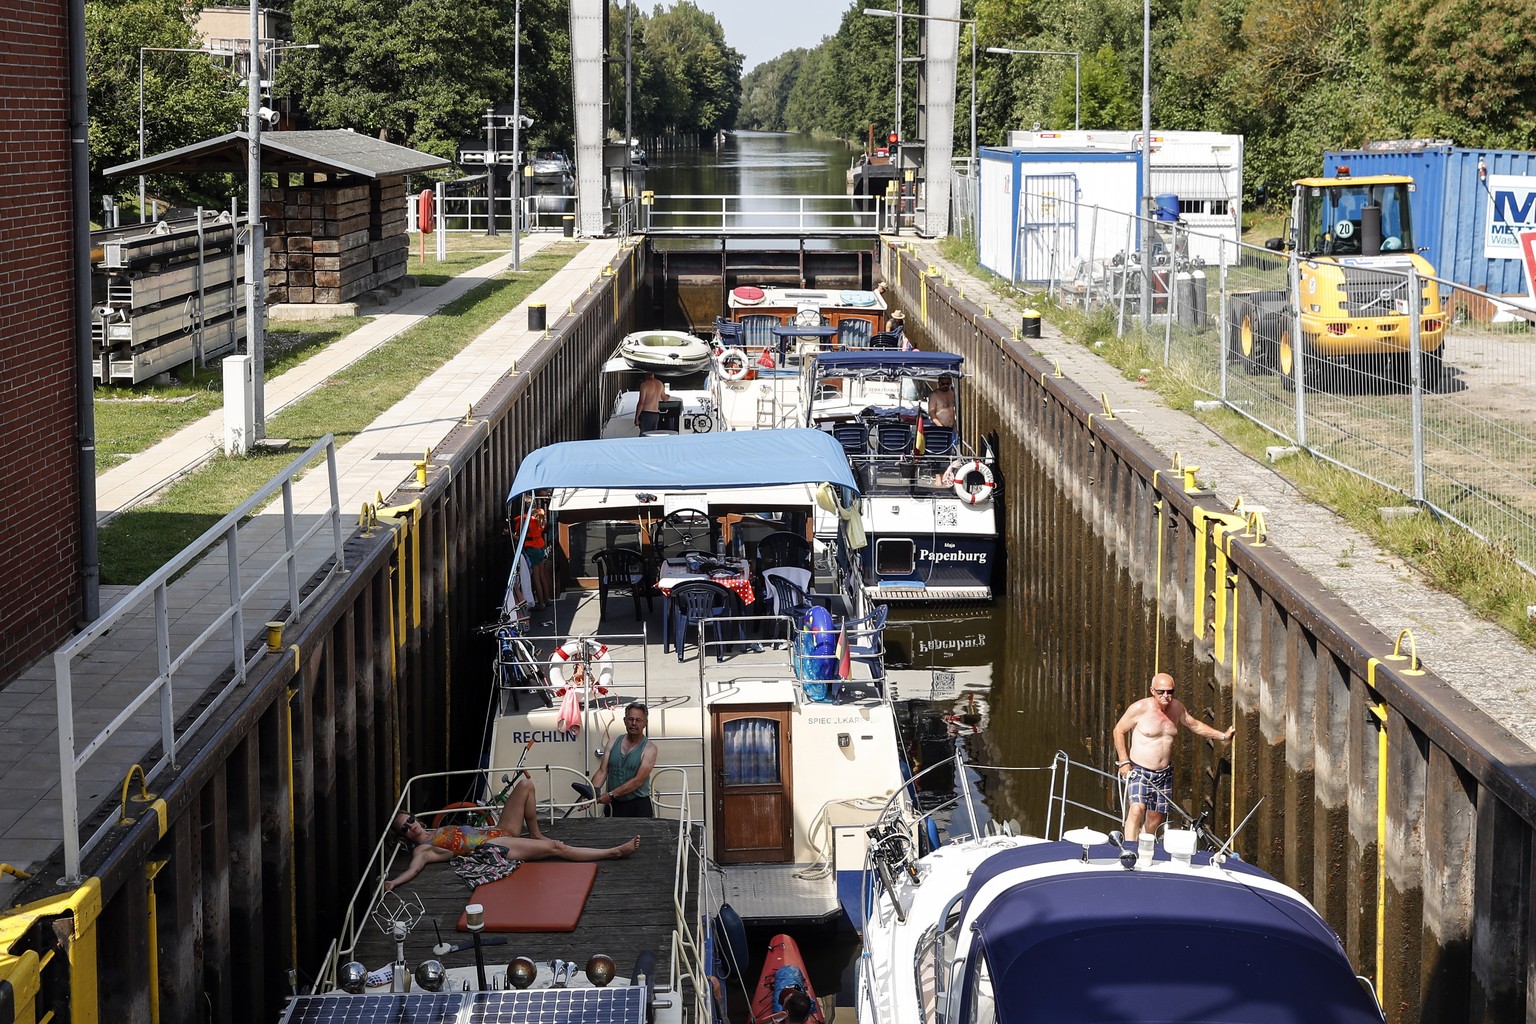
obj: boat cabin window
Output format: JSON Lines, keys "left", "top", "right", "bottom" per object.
{"left": 722, "top": 718, "right": 781, "bottom": 785}
{"left": 876, "top": 538, "right": 916, "bottom": 577}
{"left": 962, "top": 949, "right": 997, "bottom": 1024}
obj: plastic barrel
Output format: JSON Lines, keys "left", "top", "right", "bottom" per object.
{"left": 1155, "top": 194, "right": 1180, "bottom": 223}
{"left": 528, "top": 303, "right": 547, "bottom": 331}
{"left": 1021, "top": 308, "right": 1042, "bottom": 339}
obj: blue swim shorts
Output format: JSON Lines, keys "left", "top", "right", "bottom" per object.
{"left": 1126, "top": 763, "right": 1173, "bottom": 814}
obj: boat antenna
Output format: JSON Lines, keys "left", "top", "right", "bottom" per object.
{"left": 1212, "top": 796, "right": 1265, "bottom": 861}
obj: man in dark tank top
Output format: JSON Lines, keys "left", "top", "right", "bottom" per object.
{"left": 592, "top": 702, "right": 658, "bottom": 817}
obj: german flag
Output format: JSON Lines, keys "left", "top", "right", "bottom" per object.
{"left": 914, "top": 417, "right": 926, "bottom": 456}
{"left": 836, "top": 625, "right": 851, "bottom": 680}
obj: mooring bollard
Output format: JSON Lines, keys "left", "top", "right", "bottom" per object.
{"left": 562, "top": 215, "right": 574, "bottom": 238}
{"left": 1022, "top": 308, "right": 1042, "bottom": 339}
{"left": 529, "top": 302, "right": 547, "bottom": 331}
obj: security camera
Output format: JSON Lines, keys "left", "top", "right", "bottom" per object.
{"left": 258, "top": 106, "right": 281, "bottom": 127}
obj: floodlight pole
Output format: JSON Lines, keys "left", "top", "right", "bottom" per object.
{"left": 248, "top": 0, "right": 266, "bottom": 439}
{"left": 1140, "top": 0, "right": 1152, "bottom": 328}
{"left": 513, "top": 0, "right": 522, "bottom": 270}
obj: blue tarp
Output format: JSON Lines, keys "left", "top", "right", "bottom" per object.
{"left": 964, "top": 843, "right": 1383, "bottom": 1024}
{"left": 814, "top": 351, "right": 965, "bottom": 377}
{"left": 506, "top": 429, "right": 860, "bottom": 502}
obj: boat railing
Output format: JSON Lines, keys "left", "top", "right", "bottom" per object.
{"left": 694, "top": 611, "right": 890, "bottom": 701}
{"left": 660, "top": 764, "right": 714, "bottom": 1024}
{"left": 315, "top": 763, "right": 703, "bottom": 993}
{"left": 54, "top": 435, "right": 344, "bottom": 883}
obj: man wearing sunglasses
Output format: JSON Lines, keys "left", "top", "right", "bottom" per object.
{"left": 590, "top": 702, "right": 658, "bottom": 817}
{"left": 1112, "top": 673, "right": 1235, "bottom": 843}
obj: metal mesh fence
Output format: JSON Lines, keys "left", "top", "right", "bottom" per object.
{"left": 999, "top": 191, "right": 1536, "bottom": 572}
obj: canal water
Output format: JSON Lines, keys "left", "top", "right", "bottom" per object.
{"left": 649, "top": 132, "right": 1156, "bottom": 1006}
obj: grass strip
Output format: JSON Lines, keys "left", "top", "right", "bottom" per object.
{"left": 98, "top": 242, "right": 580, "bottom": 584}
{"left": 94, "top": 238, "right": 524, "bottom": 469}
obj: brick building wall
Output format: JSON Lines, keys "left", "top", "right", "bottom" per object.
{"left": 0, "top": 5, "right": 86, "bottom": 685}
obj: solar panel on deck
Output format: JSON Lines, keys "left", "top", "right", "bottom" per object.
{"left": 466, "top": 985, "right": 646, "bottom": 1024}
{"left": 282, "top": 992, "right": 464, "bottom": 1022}
{"left": 280, "top": 985, "right": 646, "bottom": 1024}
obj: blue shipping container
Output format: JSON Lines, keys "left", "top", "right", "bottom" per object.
{"left": 1324, "top": 144, "right": 1536, "bottom": 294}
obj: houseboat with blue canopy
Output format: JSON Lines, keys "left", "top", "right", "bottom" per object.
{"left": 485, "top": 429, "right": 904, "bottom": 929}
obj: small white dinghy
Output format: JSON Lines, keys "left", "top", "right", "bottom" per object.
{"left": 618, "top": 330, "right": 712, "bottom": 373}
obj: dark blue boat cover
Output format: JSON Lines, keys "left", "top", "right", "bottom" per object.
{"left": 815, "top": 351, "right": 964, "bottom": 375}
{"left": 963, "top": 842, "right": 1383, "bottom": 1023}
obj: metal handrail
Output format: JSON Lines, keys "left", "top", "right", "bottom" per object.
{"left": 642, "top": 194, "right": 880, "bottom": 236}
{"left": 55, "top": 436, "right": 343, "bottom": 882}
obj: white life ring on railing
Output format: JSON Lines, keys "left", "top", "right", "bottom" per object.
{"left": 949, "top": 459, "right": 995, "bottom": 505}
{"left": 715, "top": 347, "right": 750, "bottom": 381}
{"left": 549, "top": 637, "right": 614, "bottom": 689}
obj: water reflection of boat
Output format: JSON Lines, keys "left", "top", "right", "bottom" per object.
{"left": 943, "top": 692, "right": 989, "bottom": 737}
{"left": 859, "top": 753, "right": 1388, "bottom": 1024}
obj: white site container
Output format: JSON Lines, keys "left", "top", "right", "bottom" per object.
{"left": 977, "top": 147, "right": 1143, "bottom": 285}
{"left": 1005, "top": 130, "right": 1245, "bottom": 266}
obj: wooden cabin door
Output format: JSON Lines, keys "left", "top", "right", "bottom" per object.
{"left": 712, "top": 705, "right": 794, "bottom": 864}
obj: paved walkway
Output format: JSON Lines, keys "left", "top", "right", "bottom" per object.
{"left": 0, "top": 235, "right": 617, "bottom": 905}
{"left": 904, "top": 240, "right": 1536, "bottom": 754}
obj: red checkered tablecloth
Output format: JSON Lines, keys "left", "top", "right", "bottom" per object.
{"left": 657, "top": 560, "right": 757, "bottom": 607}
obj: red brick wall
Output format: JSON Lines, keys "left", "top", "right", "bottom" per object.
{"left": 0, "top": 3, "right": 85, "bottom": 686}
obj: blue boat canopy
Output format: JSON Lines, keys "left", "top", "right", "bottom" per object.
{"left": 814, "top": 351, "right": 964, "bottom": 377}
{"left": 963, "top": 843, "right": 1383, "bottom": 1024}
{"left": 506, "top": 428, "right": 859, "bottom": 502}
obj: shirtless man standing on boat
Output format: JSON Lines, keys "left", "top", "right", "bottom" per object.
{"left": 1112, "top": 673, "right": 1234, "bottom": 841}
{"left": 635, "top": 373, "right": 671, "bottom": 433}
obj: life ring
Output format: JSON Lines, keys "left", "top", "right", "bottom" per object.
{"left": 716, "top": 347, "right": 750, "bottom": 381}
{"left": 948, "top": 459, "right": 995, "bottom": 505}
{"left": 549, "top": 637, "right": 614, "bottom": 689}
{"left": 732, "top": 285, "right": 765, "bottom": 305}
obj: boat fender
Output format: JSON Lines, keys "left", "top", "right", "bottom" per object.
{"left": 716, "top": 347, "right": 750, "bottom": 381}
{"left": 549, "top": 638, "right": 615, "bottom": 689}
{"left": 948, "top": 459, "right": 995, "bottom": 505}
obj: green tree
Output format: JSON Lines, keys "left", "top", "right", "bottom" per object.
{"left": 86, "top": 0, "right": 246, "bottom": 208}
{"left": 285, "top": 0, "right": 572, "bottom": 157}
{"left": 638, "top": 2, "right": 743, "bottom": 134}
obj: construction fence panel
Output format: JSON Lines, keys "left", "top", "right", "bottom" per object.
{"left": 1009, "top": 191, "right": 1536, "bottom": 575}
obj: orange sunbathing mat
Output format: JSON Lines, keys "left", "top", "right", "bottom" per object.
{"left": 455, "top": 860, "right": 599, "bottom": 932}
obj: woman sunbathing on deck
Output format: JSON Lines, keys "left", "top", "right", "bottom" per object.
{"left": 384, "top": 779, "right": 640, "bottom": 891}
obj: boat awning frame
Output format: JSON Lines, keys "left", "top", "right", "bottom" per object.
{"left": 506, "top": 429, "right": 860, "bottom": 504}
{"left": 813, "top": 351, "right": 966, "bottom": 379}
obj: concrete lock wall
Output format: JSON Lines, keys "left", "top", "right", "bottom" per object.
{"left": 0, "top": 243, "right": 644, "bottom": 1024}
{"left": 881, "top": 239, "right": 1533, "bottom": 1024}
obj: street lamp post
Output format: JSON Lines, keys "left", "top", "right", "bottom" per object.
{"left": 984, "top": 47, "right": 1081, "bottom": 131}
{"left": 248, "top": 0, "right": 266, "bottom": 440}
{"left": 512, "top": 0, "right": 521, "bottom": 271}
{"left": 1141, "top": 0, "right": 1152, "bottom": 327}
{"left": 138, "top": 46, "right": 235, "bottom": 224}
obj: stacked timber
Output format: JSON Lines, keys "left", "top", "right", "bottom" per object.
{"left": 263, "top": 179, "right": 409, "bottom": 304}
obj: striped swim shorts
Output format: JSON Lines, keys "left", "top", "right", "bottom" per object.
{"left": 1126, "top": 763, "right": 1173, "bottom": 814}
